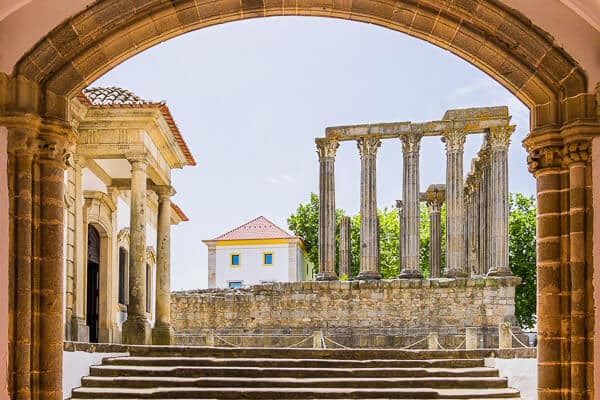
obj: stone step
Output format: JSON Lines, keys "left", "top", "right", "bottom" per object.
{"left": 102, "top": 356, "right": 485, "bottom": 369}
{"left": 127, "top": 346, "right": 497, "bottom": 361}
{"left": 81, "top": 375, "right": 509, "bottom": 389}
{"left": 89, "top": 365, "right": 500, "bottom": 379}
{"left": 70, "top": 386, "right": 521, "bottom": 399}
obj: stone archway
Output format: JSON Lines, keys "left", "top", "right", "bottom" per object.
{"left": 0, "top": 1, "right": 599, "bottom": 399}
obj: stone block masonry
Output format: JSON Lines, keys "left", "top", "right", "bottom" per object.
{"left": 171, "top": 277, "right": 521, "bottom": 348}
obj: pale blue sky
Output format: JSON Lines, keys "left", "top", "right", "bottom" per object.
{"left": 92, "top": 17, "right": 534, "bottom": 290}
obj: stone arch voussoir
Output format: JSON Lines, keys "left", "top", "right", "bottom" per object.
{"left": 12, "top": 0, "right": 593, "bottom": 127}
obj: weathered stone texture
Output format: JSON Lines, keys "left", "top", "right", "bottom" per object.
{"left": 172, "top": 277, "right": 520, "bottom": 348}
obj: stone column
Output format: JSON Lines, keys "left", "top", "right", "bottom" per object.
{"left": 395, "top": 200, "right": 403, "bottom": 272}
{"left": 338, "top": 215, "right": 352, "bottom": 279}
{"left": 442, "top": 129, "right": 467, "bottom": 277}
{"left": 71, "top": 156, "right": 89, "bottom": 341}
{"left": 477, "top": 147, "right": 490, "bottom": 275}
{"left": 357, "top": 136, "right": 381, "bottom": 280}
{"left": 122, "top": 156, "right": 151, "bottom": 344}
{"left": 316, "top": 138, "right": 339, "bottom": 281}
{"left": 37, "top": 129, "right": 71, "bottom": 400}
{"left": 7, "top": 127, "right": 36, "bottom": 399}
{"left": 427, "top": 196, "right": 443, "bottom": 278}
{"left": 486, "top": 126, "right": 514, "bottom": 276}
{"left": 399, "top": 132, "right": 423, "bottom": 278}
{"left": 152, "top": 186, "right": 175, "bottom": 345}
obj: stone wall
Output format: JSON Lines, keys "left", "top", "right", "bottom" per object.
{"left": 171, "top": 277, "right": 521, "bottom": 348}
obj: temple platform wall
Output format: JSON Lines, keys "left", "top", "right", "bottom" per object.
{"left": 171, "top": 277, "right": 522, "bottom": 348}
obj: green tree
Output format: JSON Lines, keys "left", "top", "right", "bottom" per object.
{"left": 287, "top": 193, "right": 345, "bottom": 275}
{"left": 508, "top": 193, "right": 537, "bottom": 329}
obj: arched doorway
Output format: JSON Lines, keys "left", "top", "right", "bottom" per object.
{"left": 0, "top": 1, "right": 599, "bottom": 399}
{"left": 86, "top": 225, "right": 100, "bottom": 343}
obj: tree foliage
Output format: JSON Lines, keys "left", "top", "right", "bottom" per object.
{"left": 508, "top": 193, "right": 537, "bottom": 329}
{"left": 288, "top": 192, "right": 537, "bottom": 328}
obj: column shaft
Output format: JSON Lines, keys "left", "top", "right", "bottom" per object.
{"left": 122, "top": 158, "right": 151, "bottom": 344}
{"left": 357, "top": 137, "right": 381, "bottom": 280}
{"left": 487, "top": 127, "right": 513, "bottom": 276}
{"left": 428, "top": 202, "right": 442, "bottom": 278}
{"left": 316, "top": 138, "right": 339, "bottom": 281}
{"left": 152, "top": 188, "right": 174, "bottom": 344}
{"left": 442, "top": 130, "right": 466, "bottom": 277}
{"left": 399, "top": 132, "right": 423, "bottom": 278}
{"left": 8, "top": 129, "right": 34, "bottom": 399}
{"left": 338, "top": 216, "right": 352, "bottom": 279}
{"left": 395, "top": 200, "right": 403, "bottom": 273}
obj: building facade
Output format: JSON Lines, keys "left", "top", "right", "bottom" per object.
{"left": 64, "top": 87, "right": 195, "bottom": 344}
{"left": 203, "top": 216, "right": 314, "bottom": 288}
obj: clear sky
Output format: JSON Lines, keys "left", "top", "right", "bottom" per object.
{"left": 92, "top": 16, "right": 534, "bottom": 290}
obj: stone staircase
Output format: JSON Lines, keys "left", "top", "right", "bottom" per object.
{"left": 69, "top": 346, "right": 521, "bottom": 399}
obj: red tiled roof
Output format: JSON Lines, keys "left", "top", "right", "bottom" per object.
{"left": 171, "top": 203, "right": 189, "bottom": 222}
{"left": 210, "top": 216, "right": 296, "bottom": 241}
{"left": 77, "top": 88, "right": 196, "bottom": 166}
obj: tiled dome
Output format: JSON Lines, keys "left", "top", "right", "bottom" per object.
{"left": 82, "top": 87, "right": 148, "bottom": 105}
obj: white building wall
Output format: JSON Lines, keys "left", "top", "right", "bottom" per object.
{"left": 215, "top": 244, "right": 291, "bottom": 288}
{"left": 81, "top": 168, "right": 106, "bottom": 193}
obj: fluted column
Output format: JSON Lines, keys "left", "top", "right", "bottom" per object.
{"left": 357, "top": 136, "right": 381, "bottom": 280}
{"left": 338, "top": 215, "right": 352, "bottom": 279}
{"left": 152, "top": 186, "right": 175, "bottom": 344}
{"left": 427, "top": 197, "right": 443, "bottom": 278}
{"left": 395, "top": 200, "right": 403, "bottom": 272}
{"left": 316, "top": 138, "right": 339, "bottom": 281}
{"left": 122, "top": 156, "right": 151, "bottom": 344}
{"left": 486, "top": 126, "right": 514, "bottom": 276}
{"left": 442, "top": 129, "right": 467, "bottom": 277}
{"left": 399, "top": 132, "right": 423, "bottom": 278}
{"left": 477, "top": 147, "right": 490, "bottom": 275}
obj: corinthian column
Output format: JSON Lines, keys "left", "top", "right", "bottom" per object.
{"left": 399, "top": 131, "right": 423, "bottom": 278}
{"left": 316, "top": 138, "right": 339, "bottom": 281}
{"left": 122, "top": 156, "right": 151, "bottom": 344}
{"left": 152, "top": 186, "right": 175, "bottom": 344}
{"left": 442, "top": 129, "right": 467, "bottom": 277}
{"left": 486, "top": 126, "right": 514, "bottom": 276}
{"left": 395, "top": 200, "right": 403, "bottom": 272}
{"left": 339, "top": 216, "right": 352, "bottom": 279}
{"left": 357, "top": 136, "right": 381, "bottom": 280}
{"left": 423, "top": 186, "right": 444, "bottom": 278}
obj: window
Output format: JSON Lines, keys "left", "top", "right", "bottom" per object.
{"left": 118, "top": 248, "right": 128, "bottom": 305}
{"left": 263, "top": 252, "right": 273, "bottom": 266}
{"left": 230, "top": 254, "right": 240, "bottom": 267}
{"left": 228, "top": 281, "right": 242, "bottom": 289}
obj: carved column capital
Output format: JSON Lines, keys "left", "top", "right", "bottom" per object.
{"left": 562, "top": 141, "right": 591, "bottom": 166}
{"left": 400, "top": 131, "right": 422, "bottom": 154}
{"left": 426, "top": 198, "right": 443, "bottom": 214}
{"left": 395, "top": 200, "right": 403, "bottom": 210}
{"left": 155, "top": 185, "right": 176, "bottom": 200}
{"left": 356, "top": 136, "right": 381, "bottom": 157}
{"left": 526, "top": 145, "right": 563, "bottom": 174}
{"left": 128, "top": 155, "right": 149, "bottom": 171}
{"left": 35, "top": 134, "right": 73, "bottom": 168}
{"left": 442, "top": 129, "right": 467, "bottom": 153}
{"left": 487, "top": 125, "right": 515, "bottom": 150}
{"left": 315, "top": 138, "right": 339, "bottom": 160}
